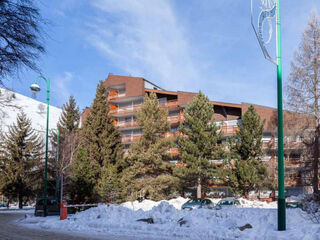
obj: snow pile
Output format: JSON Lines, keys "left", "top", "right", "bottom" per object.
{"left": 239, "top": 198, "right": 277, "bottom": 209}
{"left": 20, "top": 200, "right": 320, "bottom": 240}
{"left": 121, "top": 197, "right": 189, "bottom": 211}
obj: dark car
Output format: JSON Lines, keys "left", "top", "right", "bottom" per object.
{"left": 181, "top": 199, "right": 215, "bottom": 210}
{"left": 35, "top": 197, "right": 74, "bottom": 216}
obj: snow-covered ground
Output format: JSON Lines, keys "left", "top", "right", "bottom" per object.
{"left": 18, "top": 197, "right": 320, "bottom": 240}
{"left": 0, "top": 88, "right": 62, "bottom": 136}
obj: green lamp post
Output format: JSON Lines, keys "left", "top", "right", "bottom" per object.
{"left": 30, "top": 75, "right": 50, "bottom": 217}
{"left": 251, "top": 0, "right": 285, "bottom": 230}
{"left": 50, "top": 129, "right": 60, "bottom": 200}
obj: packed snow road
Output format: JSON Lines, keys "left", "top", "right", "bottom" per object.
{"left": 0, "top": 211, "right": 146, "bottom": 240}
{"left": 0, "top": 212, "right": 91, "bottom": 240}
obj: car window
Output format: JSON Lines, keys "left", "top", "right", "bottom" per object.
{"left": 188, "top": 199, "right": 202, "bottom": 203}
{"left": 206, "top": 200, "right": 212, "bottom": 204}
{"left": 219, "top": 200, "right": 232, "bottom": 205}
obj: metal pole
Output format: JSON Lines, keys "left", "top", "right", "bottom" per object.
{"left": 43, "top": 78, "right": 50, "bottom": 217}
{"left": 276, "top": 0, "right": 286, "bottom": 231}
{"left": 55, "top": 130, "right": 60, "bottom": 199}
{"left": 60, "top": 174, "right": 63, "bottom": 204}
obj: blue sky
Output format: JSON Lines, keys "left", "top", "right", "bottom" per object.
{"left": 4, "top": 0, "right": 320, "bottom": 111}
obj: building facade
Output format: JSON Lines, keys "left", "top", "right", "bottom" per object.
{"left": 82, "top": 74, "right": 318, "bottom": 196}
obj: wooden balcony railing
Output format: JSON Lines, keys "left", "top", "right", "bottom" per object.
{"left": 109, "top": 104, "right": 142, "bottom": 115}
{"left": 168, "top": 148, "right": 179, "bottom": 156}
{"left": 159, "top": 100, "right": 178, "bottom": 108}
{"left": 117, "top": 121, "right": 138, "bottom": 128}
{"left": 167, "top": 115, "right": 181, "bottom": 124}
{"left": 121, "top": 135, "right": 141, "bottom": 143}
{"left": 220, "top": 126, "right": 239, "bottom": 135}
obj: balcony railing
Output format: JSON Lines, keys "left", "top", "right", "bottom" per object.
{"left": 167, "top": 115, "right": 181, "bottom": 124}
{"left": 109, "top": 104, "right": 142, "bottom": 115}
{"left": 117, "top": 121, "right": 138, "bottom": 128}
{"left": 220, "top": 126, "right": 239, "bottom": 135}
{"left": 168, "top": 148, "right": 179, "bottom": 156}
{"left": 159, "top": 100, "right": 178, "bottom": 108}
{"left": 121, "top": 135, "right": 141, "bottom": 143}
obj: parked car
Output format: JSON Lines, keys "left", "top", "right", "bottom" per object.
{"left": 181, "top": 199, "right": 215, "bottom": 210}
{"left": 215, "top": 198, "right": 241, "bottom": 210}
{"left": 286, "top": 201, "right": 302, "bottom": 209}
{"left": 34, "top": 197, "right": 74, "bottom": 216}
{"left": 0, "top": 203, "right": 7, "bottom": 208}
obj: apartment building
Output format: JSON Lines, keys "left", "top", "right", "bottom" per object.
{"left": 82, "top": 74, "right": 316, "bottom": 195}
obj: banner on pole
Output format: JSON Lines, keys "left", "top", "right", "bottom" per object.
{"left": 251, "top": 0, "right": 277, "bottom": 64}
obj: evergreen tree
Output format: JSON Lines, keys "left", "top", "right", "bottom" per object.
{"left": 71, "top": 147, "right": 96, "bottom": 203}
{"left": 121, "top": 92, "right": 179, "bottom": 201}
{"left": 174, "top": 92, "right": 223, "bottom": 198}
{"left": 57, "top": 95, "right": 80, "bottom": 137}
{"left": 223, "top": 105, "right": 269, "bottom": 196}
{"left": 97, "top": 164, "right": 121, "bottom": 203}
{"left": 0, "top": 112, "right": 44, "bottom": 208}
{"left": 80, "top": 81, "right": 123, "bottom": 201}
{"left": 81, "top": 80, "right": 122, "bottom": 169}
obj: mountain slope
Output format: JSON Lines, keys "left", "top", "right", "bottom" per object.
{"left": 0, "top": 88, "right": 62, "bottom": 136}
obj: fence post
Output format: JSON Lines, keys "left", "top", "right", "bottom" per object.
{"left": 60, "top": 201, "right": 68, "bottom": 220}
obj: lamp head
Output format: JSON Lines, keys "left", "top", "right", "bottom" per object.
{"left": 30, "top": 83, "right": 41, "bottom": 93}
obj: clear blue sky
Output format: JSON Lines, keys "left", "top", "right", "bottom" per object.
{"left": 4, "top": 0, "right": 320, "bottom": 111}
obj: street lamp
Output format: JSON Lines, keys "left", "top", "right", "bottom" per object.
{"left": 30, "top": 75, "right": 50, "bottom": 217}
{"left": 50, "top": 129, "right": 60, "bottom": 200}
{"left": 251, "top": 0, "right": 285, "bottom": 230}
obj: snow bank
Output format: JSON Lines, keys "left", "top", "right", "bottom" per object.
{"left": 19, "top": 199, "right": 320, "bottom": 240}
{"left": 121, "top": 197, "right": 189, "bottom": 211}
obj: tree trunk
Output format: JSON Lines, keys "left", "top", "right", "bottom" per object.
{"left": 313, "top": 126, "right": 319, "bottom": 194}
{"left": 18, "top": 193, "right": 22, "bottom": 209}
{"left": 197, "top": 176, "right": 201, "bottom": 198}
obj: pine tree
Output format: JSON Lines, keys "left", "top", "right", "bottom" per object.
{"left": 97, "top": 164, "right": 121, "bottom": 203}
{"left": 224, "top": 105, "right": 269, "bottom": 196}
{"left": 121, "top": 92, "right": 179, "bottom": 201}
{"left": 174, "top": 91, "right": 223, "bottom": 198}
{"left": 71, "top": 147, "right": 96, "bottom": 203}
{"left": 80, "top": 81, "right": 123, "bottom": 201}
{"left": 81, "top": 80, "right": 122, "bottom": 168}
{"left": 0, "top": 112, "right": 44, "bottom": 208}
{"left": 57, "top": 95, "right": 80, "bottom": 137}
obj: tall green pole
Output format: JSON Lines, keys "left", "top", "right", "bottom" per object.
{"left": 55, "top": 130, "right": 60, "bottom": 199}
{"left": 43, "top": 78, "right": 50, "bottom": 217}
{"left": 276, "top": 0, "right": 286, "bottom": 231}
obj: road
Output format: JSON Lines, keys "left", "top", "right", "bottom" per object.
{"left": 0, "top": 212, "right": 132, "bottom": 240}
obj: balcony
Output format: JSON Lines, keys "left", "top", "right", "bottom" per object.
{"left": 167, "top": 115, "right": 182, "bottom": 124}
{"left": 121, "top": 135, "right": 141, "bottom": 143}
{"left": 109, "top": 104, "right": 142, "bottom": 115}
{"left": 168, "top": 148, "right": 179, "bottom": 156}
{"left": 220, "top": 126, "right": 239, "bottom": 135}
{"left": 117, "top": 121, "right": 139, "bottom": 129}
{"left": 159, "top": 100, "right": 178, "bottom": 109}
